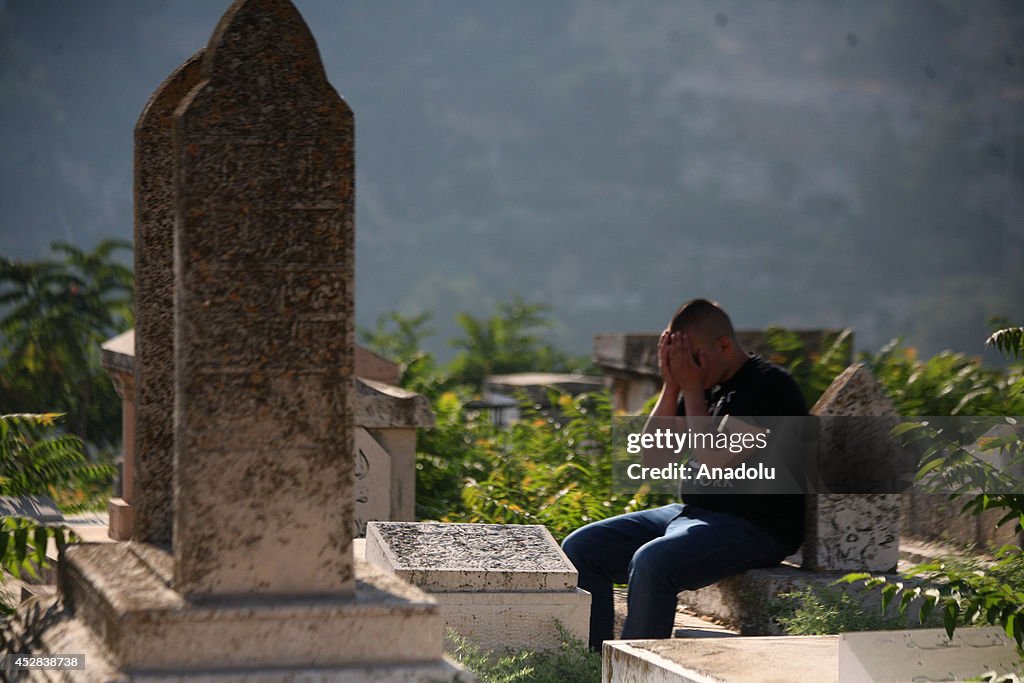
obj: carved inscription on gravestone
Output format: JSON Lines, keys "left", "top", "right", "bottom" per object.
{"left": 806, "top": 363, "right": 900, "bottom": 572}
{"left": 173, "top": 0, "right": 355, "bottom": 598}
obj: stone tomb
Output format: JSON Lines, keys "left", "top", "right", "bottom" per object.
{"left": 367, "top": 521, "right": 591, "bottom": 651}
{"left": 603, "top": 626, "right": 1017, "bottom": 683}
{"left": 10, "top": 0, "right": 467, "bottom": 679}
{"left": 603, "top": 636, "right": 839, "bottom": 683}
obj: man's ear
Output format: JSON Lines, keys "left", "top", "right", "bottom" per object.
{"left": 716, "top": 335, "right": 733, "bottom": 354}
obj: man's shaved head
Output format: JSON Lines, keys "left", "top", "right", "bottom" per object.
{"left": 668, "top": 298, "right": 736, "bottom": 346}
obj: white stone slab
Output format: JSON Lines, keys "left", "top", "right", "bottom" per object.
{"left": 365, "top": 521, "right": 577, "bottom": 592}
{"left": 436, "top": 587, "right": 591, "bottom": 652}
{"left": 838, "top": 627, "right": 1020, "bottom": 682}
{"left": 604, "top": 636, "right": 839, "bottom": 683}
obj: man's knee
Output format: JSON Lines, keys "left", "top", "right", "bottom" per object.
{"left": 628, "top": 540, "right": 684, "bottom": 591}
{"left": 561, "top": 526, "right": 591, "bottom": 568}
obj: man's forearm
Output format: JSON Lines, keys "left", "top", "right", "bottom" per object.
{"left": 641, "top": 382, "right": 683, "bottom": 467}
{"left": 651, "top": 382, "right": 681, "bottom": 417}
{"left": 680, "top": 386, "right": 708, "bottom": 419}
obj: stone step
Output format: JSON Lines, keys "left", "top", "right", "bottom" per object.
{"left": 15, "top": 594, "right": 471, "bottom": 683}
{"left": 59, "top": 543, "right": 445, "bottom": 673}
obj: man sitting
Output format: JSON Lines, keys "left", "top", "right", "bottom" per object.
{"left": 561, "top": 298, "right": 807, "bottom": 650}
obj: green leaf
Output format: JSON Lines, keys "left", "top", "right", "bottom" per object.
{"left": 899, "top": 587, "right": 919, "bottom": 615}
{"left": 944, "top": 602, "right": 958, "bottom": 640}
{"left": 13, "top": 526, "right": 28, "bottom": 564}
{"left": 835, "top": 573, "right": 868, "bottom": 587}
{"left": 920, "top": 593, "right": 937, "bottom": 625}
{"left": 915, "top": 457, "right": 947, "bottom": 480}
{"left": 891, "top": 421, "right": 927, "bottom": 436}
{"left": 881, "top": 583, "right": 898, "bottom": 612}
{"left": 54, "top": 527, "right": 67, "bottom": 556}
{"left": 33, "top": 525, "right": 48, "bottom": 566}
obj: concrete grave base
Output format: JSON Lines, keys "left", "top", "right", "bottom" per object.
{"left": 366, "top": 522, "right": 591, "bottom": 651}
{"left": 430, "top": 587, "right": 592, "bottom": 652}
{"left": 603, "top": 636, "right": 839, "bottom": 683}
{"left": 13, "top": 603, "right": 470, "bottom": 683}
{"left": 10, "top": 542, "right": 473, "bottom": 680}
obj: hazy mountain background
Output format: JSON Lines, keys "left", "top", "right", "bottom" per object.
{"left": 1, "top": 0, "right": 1021, "bottom": 362}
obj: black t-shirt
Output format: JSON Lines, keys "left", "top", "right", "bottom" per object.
{"left": 678, "top": 354, "right": 808, "bottom": 553}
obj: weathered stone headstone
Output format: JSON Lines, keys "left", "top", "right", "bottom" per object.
{"left": 367, "top": 522, "right": 591, "bottom": 650}
{"left": 172, "top": 0, "right": 356, "bottom": 598}
{"left": 839, "top": 627, "right": 1020, "bottom": 682}
{"left": 133, "top": 50, "right": 204, "bottom": 546}
{"left": 12, "top": 1, "right": 470, "bottom": 679}
{"left": 806, "top": 363, "right": 900, "bottom": 572}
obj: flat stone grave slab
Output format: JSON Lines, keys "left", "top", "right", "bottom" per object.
{"left": 839, "top": 627, "right": 1020, "bottom": 682}
{"left": 604, "top": 635, "right": 839, "bottom": 683}
{"left": 366, "top": 521, "right": 577, "bottom": 591}
{"left": 366, "top": 521, "right": 590, "bottom": 651}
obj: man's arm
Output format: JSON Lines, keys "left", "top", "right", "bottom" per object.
{"left": 665, "top": 332, "right": 765, "bottom": 469}
{"left": 640, "top": 330, "right": 685, "bottom": 468}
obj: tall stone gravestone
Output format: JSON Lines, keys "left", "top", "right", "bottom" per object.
{"left": 172, "top": 0, "right": 356, "bottom": 598}
{"left": 132, "top": 51, "right": 204, "bottom": 547}
{"left": 15, "top": 1, "right": 468, "bottom": 678}
{"left": 805, "top": 363, "right": 901, "bottom": 572}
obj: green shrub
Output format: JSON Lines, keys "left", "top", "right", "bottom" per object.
{"left": 772, "top": 584, "right": 906, "bottom": 635}
{"left": 448, "top": 625, "right": 601, "bottom": 683}
{"left": 1, "top": 240, "right": 134, "bottom": 453}
{"left": 0, "top": 413, "right": 99, "bottom": 584}
{"left": 844, "top": 324, "right": 1024, "bottom": 657}
{"left": 863, "top": 339, "right": 1024, "bottom": 417}
{"left": 416, "top": 389, "right": 651, "bottom": 541}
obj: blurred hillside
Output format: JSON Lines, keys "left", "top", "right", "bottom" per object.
{"left": 1, "top": 0, "right": 1021, "bottom": 359}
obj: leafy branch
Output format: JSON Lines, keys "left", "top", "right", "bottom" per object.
{"left": 840, "top": 544, "right": 1024, "bottom": 651}
{"left": 988, "top": 328, "right": 1024, "bottom": 360}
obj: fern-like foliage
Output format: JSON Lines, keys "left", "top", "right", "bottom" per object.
{"left": 988, "top": 327, "right": 1024, "bottom": 360}
{"left": 1, "top": 413, "right": 95, "bottom": 581}
{"left": 0, "top": 240, "right": 133, "bottom": 451}
{"left": 0, "top": 413, "right": 113, "bottom": 499}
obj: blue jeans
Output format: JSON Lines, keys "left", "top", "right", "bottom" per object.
{"left": 561, "top": 504, "right": 789, "bottom": 649}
